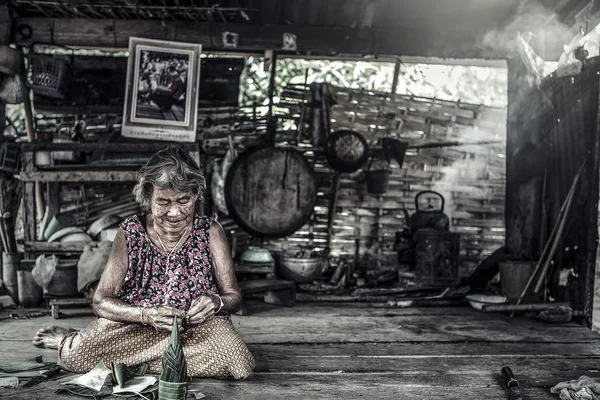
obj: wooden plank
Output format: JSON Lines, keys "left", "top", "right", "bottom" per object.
{"left": 22, "top": 241, "right": 87, "bottom": 253}
{"left": 184, "top": 375, "right": 558, "bottom": 400}
{"left": 23, "top": 182, "right": 36, "bottom": 244}
{"left": 239, "top": 279, "right": 295, "bottom": 294}
{"left": 20, "top": 142, "right": 199, "bottom": 152}
{"left": 19, "top": 170, "right": 138, "bottom": 182}
{"left": 13, "top": 18, "right": 511, "bottom": 59}
{"left": 0, "top": 375, "right": 555, "bottom": 400}
{"left": 3, "top": 314, "right": 595, "bottom": 345}
{"left": 0, "top": 301, "right": 597, "bottom": 400}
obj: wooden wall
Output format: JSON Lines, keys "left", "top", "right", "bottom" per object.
{"left": 207, "top": 86, "right": 507, "bottom": 277}
{"left": 27, "top": 64, "right": 506, "bottom": 281}
{"left": 505, "top": 57, "right": 600, "bottom": 318}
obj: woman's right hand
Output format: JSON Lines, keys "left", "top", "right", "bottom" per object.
{"left": 142, "top": 306, "right": 185, "bottom": 332}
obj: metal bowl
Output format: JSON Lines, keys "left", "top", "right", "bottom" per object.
{"left": 466, "top": 294, "right": 508, "bottom": 311}
{"left": 276, "top": 256, "right": 324, "bottom": 283}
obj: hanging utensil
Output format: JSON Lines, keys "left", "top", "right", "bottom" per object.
{"left": 325, "top": 129, "right": 369, "bottom": 173}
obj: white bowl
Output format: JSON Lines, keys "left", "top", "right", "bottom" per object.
{"left": 466, "top": 294, "right": 508, "bottom": 311}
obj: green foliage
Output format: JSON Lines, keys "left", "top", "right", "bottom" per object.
{"left": 239, "top": 57, "right": 508, "bottom": 109}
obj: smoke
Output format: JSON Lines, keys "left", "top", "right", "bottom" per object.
{"left": 480, "top": 0, "right": 574, "bottom": 61}
{"left": 430, "top": 109, "right": 506, "bottom": 223}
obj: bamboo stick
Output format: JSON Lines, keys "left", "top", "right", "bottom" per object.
{"left": 513, "top": 155, "right": 588, "bottom": 310}
{"left": 482, "top": 302, "right": 570, "bottom": 312}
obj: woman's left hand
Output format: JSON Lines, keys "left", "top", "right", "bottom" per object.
{"left": 185, "top": 295, "right": 219, "bottom": 326}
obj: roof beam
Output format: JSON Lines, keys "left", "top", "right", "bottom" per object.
{"left": 12, "top": 17, "right": 512, "bottom": 59}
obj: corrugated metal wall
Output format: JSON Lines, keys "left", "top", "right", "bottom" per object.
{"left": 506, "top": 57, "right": 600, "bottom": 318}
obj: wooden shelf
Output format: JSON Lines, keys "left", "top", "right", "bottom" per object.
{"left": 20, "top": 170, "right": 138, "bottom": 182}
{"left": 20, "top": 142, "right": 200, "bottom": 152}
{"left": 22, "top": 241, "right": 89, "bottom": 253}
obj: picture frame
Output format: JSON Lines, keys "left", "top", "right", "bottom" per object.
{"left": 121, "top": 37, "right": 202, "bottom": 143}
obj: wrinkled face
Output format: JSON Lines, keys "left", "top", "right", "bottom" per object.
{"left": 150, "top": 188, "right": 196, "bottom": 230}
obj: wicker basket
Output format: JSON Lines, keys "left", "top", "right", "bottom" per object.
{"left": 25, "top": 54, "right": 72, "bottom": 99}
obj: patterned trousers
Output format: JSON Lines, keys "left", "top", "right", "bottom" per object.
{"left": 58, "top": 317, "right": 255, "bottom": 379}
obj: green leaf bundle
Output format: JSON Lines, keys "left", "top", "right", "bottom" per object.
{"left": 160, "top": 316, "right": 187, "bottom": 383}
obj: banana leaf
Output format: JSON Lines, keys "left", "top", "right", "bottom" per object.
{"left": 111, "top": 362, "right": 134, "bottom": 388}
{"left": 159, "top": 317, "right": 187, "bottom": 383}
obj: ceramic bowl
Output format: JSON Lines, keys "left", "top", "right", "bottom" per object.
{"left": 87, "top": 214, "right": 123, "bottom": 239}
{"left": 239, "top": 246, "right": 274, "bottom": 263}
{"left": 43, "top": 213, "right": 76, "bottom": 240}
{"left": 465, "top": 294, "right": 508, "bottom": 311}
{"left": 48, "top": 226, "right": 92, "bottom": 243}
{"left": 61, "top": 231, "right": 93, "bottom": 243}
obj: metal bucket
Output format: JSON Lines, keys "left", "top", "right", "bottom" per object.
{"left": 17, "top": 263, "right": 43, "bottom": 308}
{"left": 365, "top": 169, "right": 390, "bottom": 194}
{"left": 2, "top": 252, "right": 20, "bottom": 302}
{"left": 498, "top": 261, "right": 538, "bottom": 302}
{"left": 44, "top": 261, "right": 78, "bottom": 296}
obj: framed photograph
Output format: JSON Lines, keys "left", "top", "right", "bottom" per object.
{"left": 122, "top": 37, "right": 202, "bottom": 142}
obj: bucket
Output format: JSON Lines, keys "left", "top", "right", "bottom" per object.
{"left": 499, "top": 261, "right": 538, "bottom": 302}
{"left": 158, "top": 380, "right": 188, "bottom": 400}
{"left": 2, "top": 252, "right": 20, "bottom": 303}
{"left": 44, "top": 261, "right": 78, "bottom": 296}
{"left": 365, "top": 169, "right": 390, "bottom": 194}
{"left": 17, "top": 263, "right": 43, "bottom": 308}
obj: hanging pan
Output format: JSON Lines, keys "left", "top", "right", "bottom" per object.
{"left": 325, "top": 129, "right": 369, "bottom": 173}
{"left": 224, "top": 146, "right": 318, "bottom": 238}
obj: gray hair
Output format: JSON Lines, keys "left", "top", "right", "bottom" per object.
{"left": 133, "top": 146, "right": 206, "bottom": 210}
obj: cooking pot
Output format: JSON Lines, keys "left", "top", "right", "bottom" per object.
{"left": 406, "top": 191, "right": 450, "bottom": 234}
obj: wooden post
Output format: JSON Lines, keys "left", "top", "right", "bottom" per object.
{"left": 504, "top": 59, "right": 543, "bottom": 259}
{"left": 22, "top": 153, "right": 36, "bottom": 251}
{"left": 266, "top": 50, "right": 278, "bottom": 146}
{"left": 391, "top": 58, "right": 401, "bottom": 94}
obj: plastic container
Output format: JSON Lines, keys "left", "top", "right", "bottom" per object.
{"left": 26, "top": 54, "right": 72, "bottom": 99}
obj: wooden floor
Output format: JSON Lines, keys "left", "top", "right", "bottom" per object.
{"left": 1, "top": 301, "right": 600, "bottom": 399}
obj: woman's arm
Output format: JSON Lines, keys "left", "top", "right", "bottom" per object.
{"left": 185, "top": 220, "right": 242, "bottom": 324}
{"left": 209, "top": 220, "right": 242, "bottom": 314}
{"left": 93, "top": 229, "right": 183, "bottom": 330}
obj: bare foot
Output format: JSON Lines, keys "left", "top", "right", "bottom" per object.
{"left": 32, "top": 326, "right": 77, "bottom": 349}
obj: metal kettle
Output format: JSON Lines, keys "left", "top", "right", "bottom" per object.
{"left": 405, "top": 190, "right": 450, "bottom": 234}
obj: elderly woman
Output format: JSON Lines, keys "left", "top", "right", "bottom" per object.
{"left": 32, "top": 147, "right": 255, "bottom": 379}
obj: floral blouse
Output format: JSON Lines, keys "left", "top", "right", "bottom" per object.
{"left": 118, "top": 213, "right": 227, "bottom": 319}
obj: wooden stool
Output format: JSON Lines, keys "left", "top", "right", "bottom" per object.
{"left": 235, "top": 261, "right": 276, "bottom": 279}
{"left": 49, "top": 298, "right": 92, "bottom": 319}
{"left": 237, "top": 279, "right": 295, "bottom": 316}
